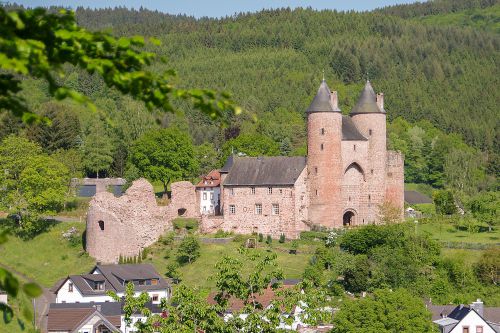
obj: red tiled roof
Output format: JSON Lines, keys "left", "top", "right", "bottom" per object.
{"left": 196, "top": 170, "right": 221, "bottom": 188}
{"left": 207, "top": 284, "right": 296, "bottom": 313}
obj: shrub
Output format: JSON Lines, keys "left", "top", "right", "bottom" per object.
{"left": 266, "top": 235, "right": 272, "bottom": 244}
{"left": 177, "top": 235, "right": 201, "bottom": 264}
{"left": 166, "top": 262, "right": 181, "bottom": 283}
{"left": 214, "top": 229, "right": 231, "bottom": 238}
{"left": 160, "top": 231, "right": 176, "bottom": 246}
{"left": 142, "top": 247, "right": 149, "bottom": 260}
{"left": 172, "top": 218, "right": 199, "bottom": 232}
{"left": 290, "top": 240, "right": 299, "bottom": 254}
{"left": 279, "top": 233, "right": 285, "bottom": 243}
{"left": 475, "top": 248, "right": 500, "bottom": 285}
{"left": 258, "top": 233, "right": 264, "bottom": 242}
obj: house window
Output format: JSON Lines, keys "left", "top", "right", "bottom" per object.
{"left": 68, "top": 282, "right": 73, "bottom": 292}
{"left": 320, "top": 143, "right": 324, "bottom": 151}
{"left": 151, "top": 279, "right": 158, "bottom": 285}
{"left": 476, "top": 327, "right": 483, "bottom": 333}
{"left": 152, "top": 294, "right": 159, "bottom": 302}
{"left": 229, "top": 205, "right": 236, "bottom": 214}
{"left": 463, "top": 327, "right": 469, "bottom": 333}
{"left": 320, "top": 128, "right": 325, "bottom": 135}
{"left": 98, "top": 220, "right": 104, "bottom": 231}
{"left": 279, "top": 189, "right": 283, "bottom": 194}
{"left": 203, "top": 193, "right": 207, "bottom": 200}
{"left": 255, "top": 204, "right": 262, "bottom": 215}
{"left": 230, "top": 188, "right": 235, "bottom": 196}
{"left": 251, "top": 187, "right": 255, "bottom": 194}
{"left": 268, "top": 187, "right": 272, "bottom": 194}
{"left": 272, "top": 204, "right": 280, "bottom": 215}
{"left": 210, "top": 192, "right": 213, "bottom": 200}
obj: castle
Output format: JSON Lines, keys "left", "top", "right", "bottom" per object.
{"left": 86, "top": 80, "right": 404, "bottom": 263}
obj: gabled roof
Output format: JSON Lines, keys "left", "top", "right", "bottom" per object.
{"left": 342, "top": 116, "right": 367, "bottom": 141}
{"left": 196, "top": 169, "right": 221, "bottom": 188}
{"left": 223, "top": 156, "right": 306, "bottom": 186}
{"left": 54, "top": 264, "right": 170, "bottom": 296}
{"left": 430, "top": 304, "right": 500, "bottom": 332}
{"left": 306, "top": 80, "right": 340, "bottom": 113}
{"left": 404, "top": 190, "right": 433, "bottom": 204}
{"left": 350, "top": 81, "right": 385, "bottom": 115}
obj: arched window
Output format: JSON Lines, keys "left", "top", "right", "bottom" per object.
{"left": 98, "top": 220, "right": 104, "bottom": 231}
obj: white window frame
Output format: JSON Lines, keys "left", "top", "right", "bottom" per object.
{"left": 229, "top": 205, "right": 236, "bottom": 214}
{"left": 272, "top": 204, "right": 280, "bottom": 215}
{"left": 268, "top": 187, "right": 272, "bottom": 194}
{"left": 203, "top": 192, "right": 207, "bottom": 200}
{"left": 255, "top": 204, "right": 262, "bottom": 215}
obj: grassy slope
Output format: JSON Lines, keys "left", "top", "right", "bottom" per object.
{"left": 0, "top": 222, "right": 95, "bottom": 287}
{"left": 416, "top": 5, "right": 500, "bottom": 33}
{"left": 418, "top": 221, "right": 500, "bottom": 244}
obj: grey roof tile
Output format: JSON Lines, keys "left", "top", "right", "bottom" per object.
{"left": 350, "top": 81, "right": 385, "bottom": 115}
{"left": 223, "top": 156, "right": 306, "bottom": 186}
{"left": 342, "top": 116, "right": 367, "bottom": 141}
{"left": 306, "top": 80, "right": 340, "bottom": 113}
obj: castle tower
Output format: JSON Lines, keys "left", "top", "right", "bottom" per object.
{"left": 350, "top": 81, "right": 387, "bottom": 222}
{"left": 306, "top": 80, "right": 343, "bottom": 228}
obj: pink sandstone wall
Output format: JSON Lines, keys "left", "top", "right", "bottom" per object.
{"left": 307, "top": 111, "right": 343, "bottom": 228}
{"left": 200, "top": 169, "right": 309, "bottom": 239}
{"left": 86, "top": 178, "right": 198, "bottom": 263}
{"left": 385, "top": 150, "right": 405, "bottom": 218}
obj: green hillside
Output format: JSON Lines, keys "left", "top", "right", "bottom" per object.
{"left": 417, "top": 4, "right": 500, "bottom": 33}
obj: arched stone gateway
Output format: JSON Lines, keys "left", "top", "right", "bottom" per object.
{"left": 343, "top": 210, "right": 356, "bottom": 226}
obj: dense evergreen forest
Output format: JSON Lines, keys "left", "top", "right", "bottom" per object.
{"left": 1, "top": 0, "right": 498, "bottom": 195}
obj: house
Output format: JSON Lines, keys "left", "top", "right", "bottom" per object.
{"left": 47, "top": 301, "right": 162, "bottom": 333}
{"left": 430, "top": 299, "right": 500, "bottom": 333}
{"left": 0, "top": 288, "right": 7, "bottom": 305}
{"left": 54, "top": 264, "right": 170, "bottom": 305}
{"left": 196, "top": 169, "right": 222, "bottom": 215}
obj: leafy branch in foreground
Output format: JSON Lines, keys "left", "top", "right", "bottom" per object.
{"left": 0, "top": 7, "right": 241, "bottom": 123}
{"left": 0, "top": 230, "right": 43, "bottom": 326}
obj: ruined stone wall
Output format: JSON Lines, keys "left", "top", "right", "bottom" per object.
{"left": 86, "top": 179, "right": 198, "bottom": 263}
{"left": 385, "top": 150, "right": 405, "bottom": 218}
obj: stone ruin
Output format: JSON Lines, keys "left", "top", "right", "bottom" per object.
{"left": 86, "top": 178, "right": 198, "bottom": 263}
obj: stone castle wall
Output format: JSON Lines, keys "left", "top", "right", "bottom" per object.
{"left": 385, "top": 150, "right": 405, "bottom": 217}
{"left": 86, "top": 179, "right": 198, "bottom": 263}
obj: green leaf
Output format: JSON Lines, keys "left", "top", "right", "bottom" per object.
{"left": 0, "top": 303, "right": 14, "bottom": 324}
{"left": 23, "top": 283, "right": 43, "bottom": 298}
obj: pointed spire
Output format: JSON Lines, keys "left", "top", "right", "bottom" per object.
{"left": 306, "top": 79, "right": 340, "bottom": 113}
{"left": 350, "top": 80, "right": 385, "bottom": 115}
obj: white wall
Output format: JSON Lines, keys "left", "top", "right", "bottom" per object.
{"left": 450, "top": 311, "right": 495, "bottom": 333}
{"left": 0, "top": 294, "right": 7, "bottom": 305}
{"left": 198, "top": 187, "right": 221, "bottom": 214}
{"left": 56, "top": 278, "right": 169, "bottom": 304}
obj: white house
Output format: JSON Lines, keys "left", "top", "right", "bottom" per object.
{"left": 431, "top": 299, "right": 500, "bottom": 333}
{"left": 47, "top": 301, "right": 162, "bottom": 333}
{"left": 54, "top": 264, "right": 170, "bottom": 305}
{"left": 0, "top": 289, "right": 7, "bottom": 305}
{"left": 196, "top": 169, "right": 221, "bottom": 215}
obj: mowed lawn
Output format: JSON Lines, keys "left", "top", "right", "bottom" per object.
{"left": 147, "top": 238, "right": 317, "bottom": 293}
{"left": 417, "top": 221, "right": 500, "bottom": 244}
{"left": 0, "top": 222, "right": 95, "bottom": 287}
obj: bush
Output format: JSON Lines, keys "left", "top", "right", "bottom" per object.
{"left": 290, "top": 240, "right": 299, "bottom": 254}
{"left": 300, "top": 231, "right": 328, "bottom": 241}
{"left": 266, "top": 235, "right": 272, "bottom": 245}
{"left": 475, "top": 248, "right": 500, "bottom": 285}
{"left": 214, "top": 229, "right": 231, "bottom": 238}
{"left": 258, "top": 233, "right": 264, "bottom": 242}
{"left": 177, "top": 235, "right": 201, "bottom": 264}
{"left": 279, "top": 233, "right": 285, "bottom": 243}
{"left": 166, "top": 262, "right": 181, "bottom": 283}
{"left": 160, "top": 231, "right": 176, "bottom": 246}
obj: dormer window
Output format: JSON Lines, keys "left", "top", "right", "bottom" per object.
{"left": 68, "top": 282, "right": 73, "bottom": 292}
{"left": 93, "top": 281, "right": 104, "bottom": 290}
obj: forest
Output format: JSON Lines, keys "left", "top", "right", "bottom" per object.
{"left": 1, "top": 0, "right": 498, "bottom": 195}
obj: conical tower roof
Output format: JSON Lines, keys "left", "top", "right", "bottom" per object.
{"left": 306, "top": 80, "right": 340, "bottom": 113}
{"left": 350, "top": 81, "right": 385, "bottom": 115}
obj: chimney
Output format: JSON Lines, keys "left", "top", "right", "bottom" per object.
{"left": 330, "top": 91, "right": 339, "bottom": 111}
{"left": 376, "top": 93, "right": 384, "bottom": 110}
{"left": 471, "top": 299, "right": 484, "bottom": 317}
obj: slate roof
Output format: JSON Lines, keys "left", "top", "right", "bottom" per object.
{"left": 404, "top": 190, "right": 433, "bottom": 204}
{"left": 56, "top": 264, "right": 169, "bottom": 296}
{"left": 342, "top": 116, "right": 367, "bottom": 141}
{"left": 306, "top": 80, "right": 340, "bottom": 113}
{"left": 220, "top": 155, "right": 235, "bottom": 173}
{"left": 350, "top": 81, "right": 385, "bottom": 115}
{"left": 223, "top": 156, "right": 306, "bottom": 186}
{"left": 429, "top": 303, "right": 500, "bottom": 332}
